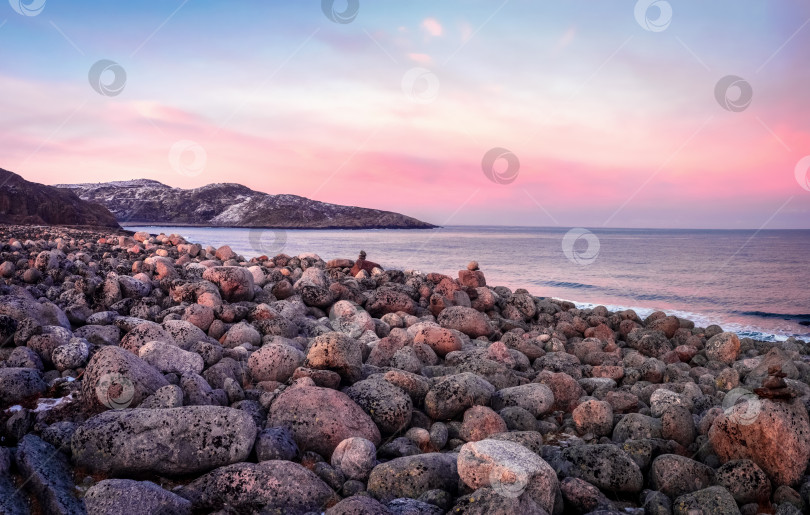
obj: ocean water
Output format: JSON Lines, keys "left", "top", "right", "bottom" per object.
{"left": 127, "top": 225, "right": 810, "bottom": 342}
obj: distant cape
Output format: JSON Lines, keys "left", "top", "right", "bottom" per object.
{"left": 57, "top": 179, "right": 437, "bottom": 230}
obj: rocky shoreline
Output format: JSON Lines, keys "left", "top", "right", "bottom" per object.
{"left": 0, "top": 224, "right": 809, "bottom": 515}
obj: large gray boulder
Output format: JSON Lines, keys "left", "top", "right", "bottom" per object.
{"left": 72, "top": 406, "right": 257, "bottom": 475}
{"left": 178, "top": 461, "right": 336, "bottom": 513}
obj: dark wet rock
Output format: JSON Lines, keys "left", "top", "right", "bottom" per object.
{"left": 450, "top": 487, "right": 549, "bottom": 515}
{"left": 561, "top": 444, "right": 643, "bottom": 494}
{"left": 84, "top": 479, "right": 192, "bottom": 515}
{"left": 368, "top": 453, "right": 459, "bottom": 503}
{"left": 424, "top": 372, "right": 495, "bottom": 420}
{"left": 71, "top": 406, "right": 257, "bottom": 475}
{"left": 714, "top": 459, "right": 771, "bottom": 505}
{"left": 560, "top": 476, "right": 615, "bottom": 513}
{"left": 650, "top": 454, "right": 715, "bottom": 498}
{"left": 178, "top": 460, "right": 336, "bottom": 514}
{"left": 326, "top": 496, "right": 393, "bottom": 515}
{"left": 267, "top": 385, "right": 381, "bottom": 459}
{"left": 344, "top": 376, "right": 413, "bottom": 434}
{"left": 255, "top": 426, "right": 300, "bottom": 462}
{"left": 16, "top": 434, "right": 85, "bottom": 514}
{"left": 0, "top": 368, "right": 47, "bottom": 406}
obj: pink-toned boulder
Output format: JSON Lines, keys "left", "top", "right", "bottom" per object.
{"left": 459, "top": 406, "right": 507, "bottom": 442}
{"left": 437, "top": 306, "right": 494, "bottom": 338}
{"left": 412, "top": 326, "right": 462, "bottom": 357}
{"left": 202, "top": 266, "right": 254, "bottom": 302}
{"left": 214, "top": 245, "right": 237, "bottom": 261}
{"left": 248, "top": 343, "right": 305, "bottom": 383}
{"left": 705, "top": 332, "right": 740, "bottom": 365}
{"left": 267, "top": 386, "right": 381, "bottom": 459}
{"left": 709, "top": 398, "right": 810, "bottom": 486}
{"left": 305, "top": 332, "right": 363, "bottom": 383}
{"left": 573, "top": 399, "right": 614, "bottom": 436}
{"left": 457, "top": 439, "right": 559, "bottom": 513}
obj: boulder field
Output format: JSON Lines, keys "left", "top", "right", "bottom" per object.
{"left": 0, "top": 224, "right": 809, "bottom": 514}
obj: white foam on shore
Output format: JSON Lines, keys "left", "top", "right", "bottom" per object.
{"left": 561, "top": 299, "right": 805, "bottom": 343}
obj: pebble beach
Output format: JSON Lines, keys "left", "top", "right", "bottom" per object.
{"left": 1, "top": 224, "right": 809, "bottom": 515}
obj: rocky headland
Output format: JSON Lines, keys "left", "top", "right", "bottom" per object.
{"left": 0, "top": 224, "right": 809, "bottom": 514}
{"left": 0, "top": 170, "right": 120, "bottom": 229}
{"left": 57, "top": 180, "right": 436, "bottom": 229}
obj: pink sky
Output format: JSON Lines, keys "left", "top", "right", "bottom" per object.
{"left": 2, "top": 1, "right": 809, "bottom": 228}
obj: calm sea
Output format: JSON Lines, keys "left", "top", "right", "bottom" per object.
{"left": 127, "top": 225, "right": 810, "bottom": 342}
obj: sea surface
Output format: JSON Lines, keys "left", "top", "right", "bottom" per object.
{"left": 127, "top": 225, "right": 810, "bottom": 342}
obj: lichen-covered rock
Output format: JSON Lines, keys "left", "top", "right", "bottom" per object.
{"left": 368, "top": 453, "right": 459, "bottom": 503}
{"left": 650, "top": 454, "right": 715, "bottom": 498}
{"left": 81, "top": 345, "right": 169, "bottom": 411}
{"left": 424, "top": 372, "right": 495, "bottom": 420}
{"left": 306, "top": 331, "right": 364, "bottom": 383}
{"left": 714, "top": 459, "right": 771, "bottom": 505}
{"left": 138, "top": 340, "right": 204, "bottom": 376}
{"left": 0, "top": 368, "right": 47, "bottom": 406}
{"left": 437, "top": 306, "right": 494, "bottom": 338}
{"left": 705, "top": 332, "right": 740, "bottom": 364}
{"left": 709, "top": 398, "right": 810, "bottom": 486}
{"left": 72, "top": 406, "right": 257, "bottom": 475}
{"left": 178, "top": 460, "right": 336, "bottom": 513}
{"left": 561, "top": 444, "right": 643, "bottom": 494}
{"left": 491, "top": 383, "right": 555, "bottom": 418}
{"left": 248, "top": 342, "right": 305, "bottom": 382}
{"left": 457, "top": 439, "right": 559, "bottom": 513}
{"left": 202, "top": 266, "right": 255, "bottom": 302}
{"left": 672, "top": 486, "right": 739, "bottom": 515}
{"left": 344, "top": 377, "right": 413, "bottom": 434}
